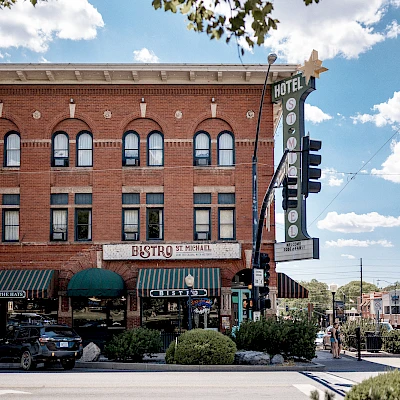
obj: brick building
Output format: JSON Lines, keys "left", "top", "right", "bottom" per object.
{"left": 0, "top": 63, "right": 301, "bottom": 343}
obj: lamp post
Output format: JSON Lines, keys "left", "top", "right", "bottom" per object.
{"left": 330, "top": 283, "right": 338, "bottom": 324}
{"left": 251, "top": 53, "right": 277, "bottom": 313}
{"left": 185, "top": 274, "right": 194, "bottom": 330}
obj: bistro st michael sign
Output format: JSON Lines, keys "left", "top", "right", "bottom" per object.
{"left": 103, "top": 243, "right": 241, "bottom": 261}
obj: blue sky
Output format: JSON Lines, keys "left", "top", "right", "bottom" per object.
{"left": 1, "top": 0, "right": 400, "bottom": 288}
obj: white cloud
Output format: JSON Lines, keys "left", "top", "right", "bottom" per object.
{"left": 326, "top": 239, "right": 394, "bottom": 247}
{"left": 305, "top": 104, "right": 332, "bottom": 124}
{"left": 39, "top": 56, "right": 49, "bottom": 63}
{"left": 321, "top": 168, "right": 344, "bottom": 187}
{"left": 318, "top": 211, "right": 400, "bottom": 233}
{"left": 0, "top": 0, "right": 104, "bottom": 53}
{"left": 133, "top": 48, "right": 160, "bottom": 63}
{"left": 371, "top": 140, "right": 400, "bottom": 183}
{"left": 262, "top": 0, "right": 397, "bottom": 63}
{"left": 341, "top": 254, "right": 356, "bottom": 259}
{"left": 351, "top": 91, "right": 400, "bottom": 127}
{"left": 386, "top": 20, "right": 400, "bottom": 38}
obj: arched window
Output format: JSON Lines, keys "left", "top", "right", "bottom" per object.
{"left": 193, "top": 131, "right": 211, "bottom": 166}
{"left": 52, "top": 131, "right": 69, "bottom": 167}
{"left": 76, "top": 131, "right": 93, "bottom": 167}
{"left": 123, "top": 131, "right": 140, "bottom": 166}
{"left": 217, "top": 131, "right": 234, "bottom": 166}
{"left": 147, "top": 131, "right": 164, "bottom": 166}
{"left": 4, "top": 131, "right": 20, "bottom": 167}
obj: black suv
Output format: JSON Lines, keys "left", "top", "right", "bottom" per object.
{"left": 0, "top": 324, "right": 83, "bottom": 371}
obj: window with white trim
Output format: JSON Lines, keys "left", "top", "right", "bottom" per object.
{"left": 217, "top": 131, "right": 234, "bottom": 166}
{"left": 52, "top": 132, "right": 69, "bottom": 167}
{"left": 147, "top": 131, "right": 164, "bottom": 166}
{"left": 76, "top": 131, "right": 93, "bottom": 167}
{"left": 4, "top": 131, "right": 20, "bottom": 167}
{"left": 194, "top": 131, "right": 211, "bottom": 166}
{"left": 123, "top": 131, "right": 140, "bottom": 166}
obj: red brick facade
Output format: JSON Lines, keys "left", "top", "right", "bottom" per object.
{"left": 0, "top": 64, "right": 297, "bottom": 331}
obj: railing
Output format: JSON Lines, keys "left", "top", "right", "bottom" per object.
{"left": 160, "top": 332, "right": 181, "bottom": 352}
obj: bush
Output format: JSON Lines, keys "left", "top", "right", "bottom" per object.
{"left": 166, "top": 329, "right": 237, "bottom": 365}
{"left": 344, "top": 369, "right": 400, "bottom": 399}
{"left": 382, "top": 329, "right": 400, "bottom": 354}
{"left": 104, "top": 327, "right": 162, "bottom": 362}
{"left": 233, "top": 316, "right": 317, "bottom": 361}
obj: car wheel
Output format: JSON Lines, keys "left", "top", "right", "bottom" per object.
{"left": 61, "top": 359, "right": 75, "bottom": 370}
{"left": 21, "top": 350, "right": 36, "bottom": 371}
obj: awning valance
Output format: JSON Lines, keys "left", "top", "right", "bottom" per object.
{"left": 0, "top": 269, "right": 55, "bottom": 298}
{"left": 137, "top": 268, "right": 221, "bottom": 297}
{"left": 277, "top": 272, "right": 309, "bottom": 299}
{"left": 67, "top": 268, "right": 125, "bottom": 297}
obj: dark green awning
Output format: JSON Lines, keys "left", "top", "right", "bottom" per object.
{"left": 0, "top": 269, "right": 55, "bottom": 298}
{"left": 277, "top": 272, "right": 309, "bottom": 299}
{"left": 137, "top": 268, "right": 221, "bottom": 297}
{"left": 67, "top": 268, "right": 125, "bottom": 297}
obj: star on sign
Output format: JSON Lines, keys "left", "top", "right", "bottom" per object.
{"left": 298, "top": 49, "right": 328, "bottom": 85}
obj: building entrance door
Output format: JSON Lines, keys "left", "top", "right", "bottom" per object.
{"left": 231, "top": 289, "right": 252, "bottom": 329}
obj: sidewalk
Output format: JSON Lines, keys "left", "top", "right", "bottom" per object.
{"left": 75, "top": 353, "right": 325, "bottom": 372}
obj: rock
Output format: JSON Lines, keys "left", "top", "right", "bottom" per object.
{"left": 234, "top": 350, "right": 270, "bottom": 365}
{"left": 82, "top": 342, "right": 101, "bottom": 362}
{"left": 271, "top": 354, "right": 285, "bottom": 365}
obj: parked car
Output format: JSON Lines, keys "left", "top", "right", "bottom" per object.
{"left": 0, "top": 324, "right": 83, "bottom": 371}
{"left": 315, "top": 331, "right": 325, "bottom": 347}
{"left": 7, "top": 313, "right": 56, "bottom": 327}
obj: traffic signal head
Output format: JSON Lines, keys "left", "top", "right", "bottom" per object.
{"left": 282, "top": 176, "right": 298, "bottom": 210}
{"left": 260, "top": 298, "right": 272, "bottom": 311}
{"left": 259, "top": 252, "right": 270, "bottom": 295}
{"left": 301, "top": 136, "right": 322, "bottom": 197}
{"left": 260, "top": 252, "right": 270, "bottom": 270}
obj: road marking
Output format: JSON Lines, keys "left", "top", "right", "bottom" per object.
{"left": 301, "top": 371, "right": 355, "bottom": 397}
{"left": 294, "top": 384, "right": 326, "bottom": 398}
{"left": 0, "top": 390, "right": 31, "bottom": 396}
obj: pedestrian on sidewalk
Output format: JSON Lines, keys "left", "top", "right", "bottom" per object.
{"left": 336, "top": 323, "right": 342, "bottom": 358}
{"left": 330, "top": 323, "right": 339, "bottom": 359}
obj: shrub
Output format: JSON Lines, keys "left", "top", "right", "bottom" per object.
{"left": 233, "top": 316, "right": 317, "bottom": 361}
{"left": 382, "top": 329, "right": 400, "bottom": 354}
{"left": 167, "top": 329, "right": 237, "bottom": 365}
{"left": 104, "top": 327, "right": 162, "bottom": 362}
{"left": 344, "top": 369, "right": 400, "bottom": 399}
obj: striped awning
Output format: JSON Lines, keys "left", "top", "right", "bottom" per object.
{"left": 0, "top": 269, "right": 55, "bottom": 298}
{"left": 277, "top": 272, "right": 309, "bottom": 299}
{"left": 137, "top": 268, "right": 221, "bottom": 297}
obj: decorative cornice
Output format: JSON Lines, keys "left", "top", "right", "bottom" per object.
{"left": 0, "top": 63, "right": 298, "bottom": 85}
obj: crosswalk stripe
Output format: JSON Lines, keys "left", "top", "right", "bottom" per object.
{"left": 293, "top": 384, "right": 326, "bottom": 398}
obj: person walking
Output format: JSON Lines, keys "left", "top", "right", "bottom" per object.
{"left": 330, "top": 323, "right": 339, "bottom": 359}
{"left": 336, "top": 323, "right": 342, "bottom": 358}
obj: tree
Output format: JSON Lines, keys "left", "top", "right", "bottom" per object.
{"left": 337, "top": 281, "right": 380, "bottom": 306}
{"left": 152, "top": 0, "right": 320, "bottom": 53}
{"left": 0, "top": 0, "right": 40, "bottom": 8}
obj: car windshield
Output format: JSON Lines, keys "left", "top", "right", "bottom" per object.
{"left": 44, "top": 327, "right": 78, "bottom": 338}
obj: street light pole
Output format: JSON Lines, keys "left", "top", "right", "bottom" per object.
{"left": 185, "top": 274, "right": 194, "bottom": 330}
{"left": 329, "top": 283, "right": 338, "bottom": 325}
{"left": 251, "top": 53, "right": 277, "bottom": 314}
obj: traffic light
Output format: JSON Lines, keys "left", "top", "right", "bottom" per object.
{"left": 282, "top": 176, "right": 298, "bottom": 210}
{"left": 259, "top": 252, "right": 270, "bottom": 296}
{"left": 301, "top": 136, "right": 322, "bottom": 197}
{"left": 260, "top": 298, "right": 271, "bottom": 310}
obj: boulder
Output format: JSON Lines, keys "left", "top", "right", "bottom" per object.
{"left": 271, "top": 354, "right": 285, "bottom": 365}
{"left": 234, "top": 350, "right": 270, "bottom": 365}
{"left": 81, "top": 342, "right": 101, "bottom": 362}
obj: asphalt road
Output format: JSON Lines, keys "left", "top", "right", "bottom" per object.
{"left": 0, "top": 350, "right": 398, "bottom": 400}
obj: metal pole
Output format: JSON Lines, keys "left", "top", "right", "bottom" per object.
{"left": 332, "top": 292, "right": 336, "bottom": 324}
{"left": 188, "top": 288, "right": 192, "bottom": 330}
{"left": 251, "top": 55, "right": 277, "bottom": 315}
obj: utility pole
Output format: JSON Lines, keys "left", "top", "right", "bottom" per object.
{"left": 360, "top": 258, "right": 363, "bottom": 311}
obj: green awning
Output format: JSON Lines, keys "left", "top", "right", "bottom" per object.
{"left": 277, "top": 272, "right": 309, "bottom": 299}
{"left": 0, "top": 269, "right": 55, "bottom": 298}
{"left": 137, "top": 268, "right": 221, "bottom": 297}
{"left": 67, "top": 268, "right": 125, "bottom": 297}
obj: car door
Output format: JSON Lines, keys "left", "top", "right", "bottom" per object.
{"left": 10, "top": 327, "right": 31, "bottom": 361}
{"left": 0, "top": 329, "right": 17, "bottom": 361}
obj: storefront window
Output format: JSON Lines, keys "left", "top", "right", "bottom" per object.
{"left": 141, "top": 297, "right": 219, "bottom": 332}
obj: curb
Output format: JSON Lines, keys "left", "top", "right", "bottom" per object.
{"left": 75, "top": 361, "right": 326, "bottom": 372}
